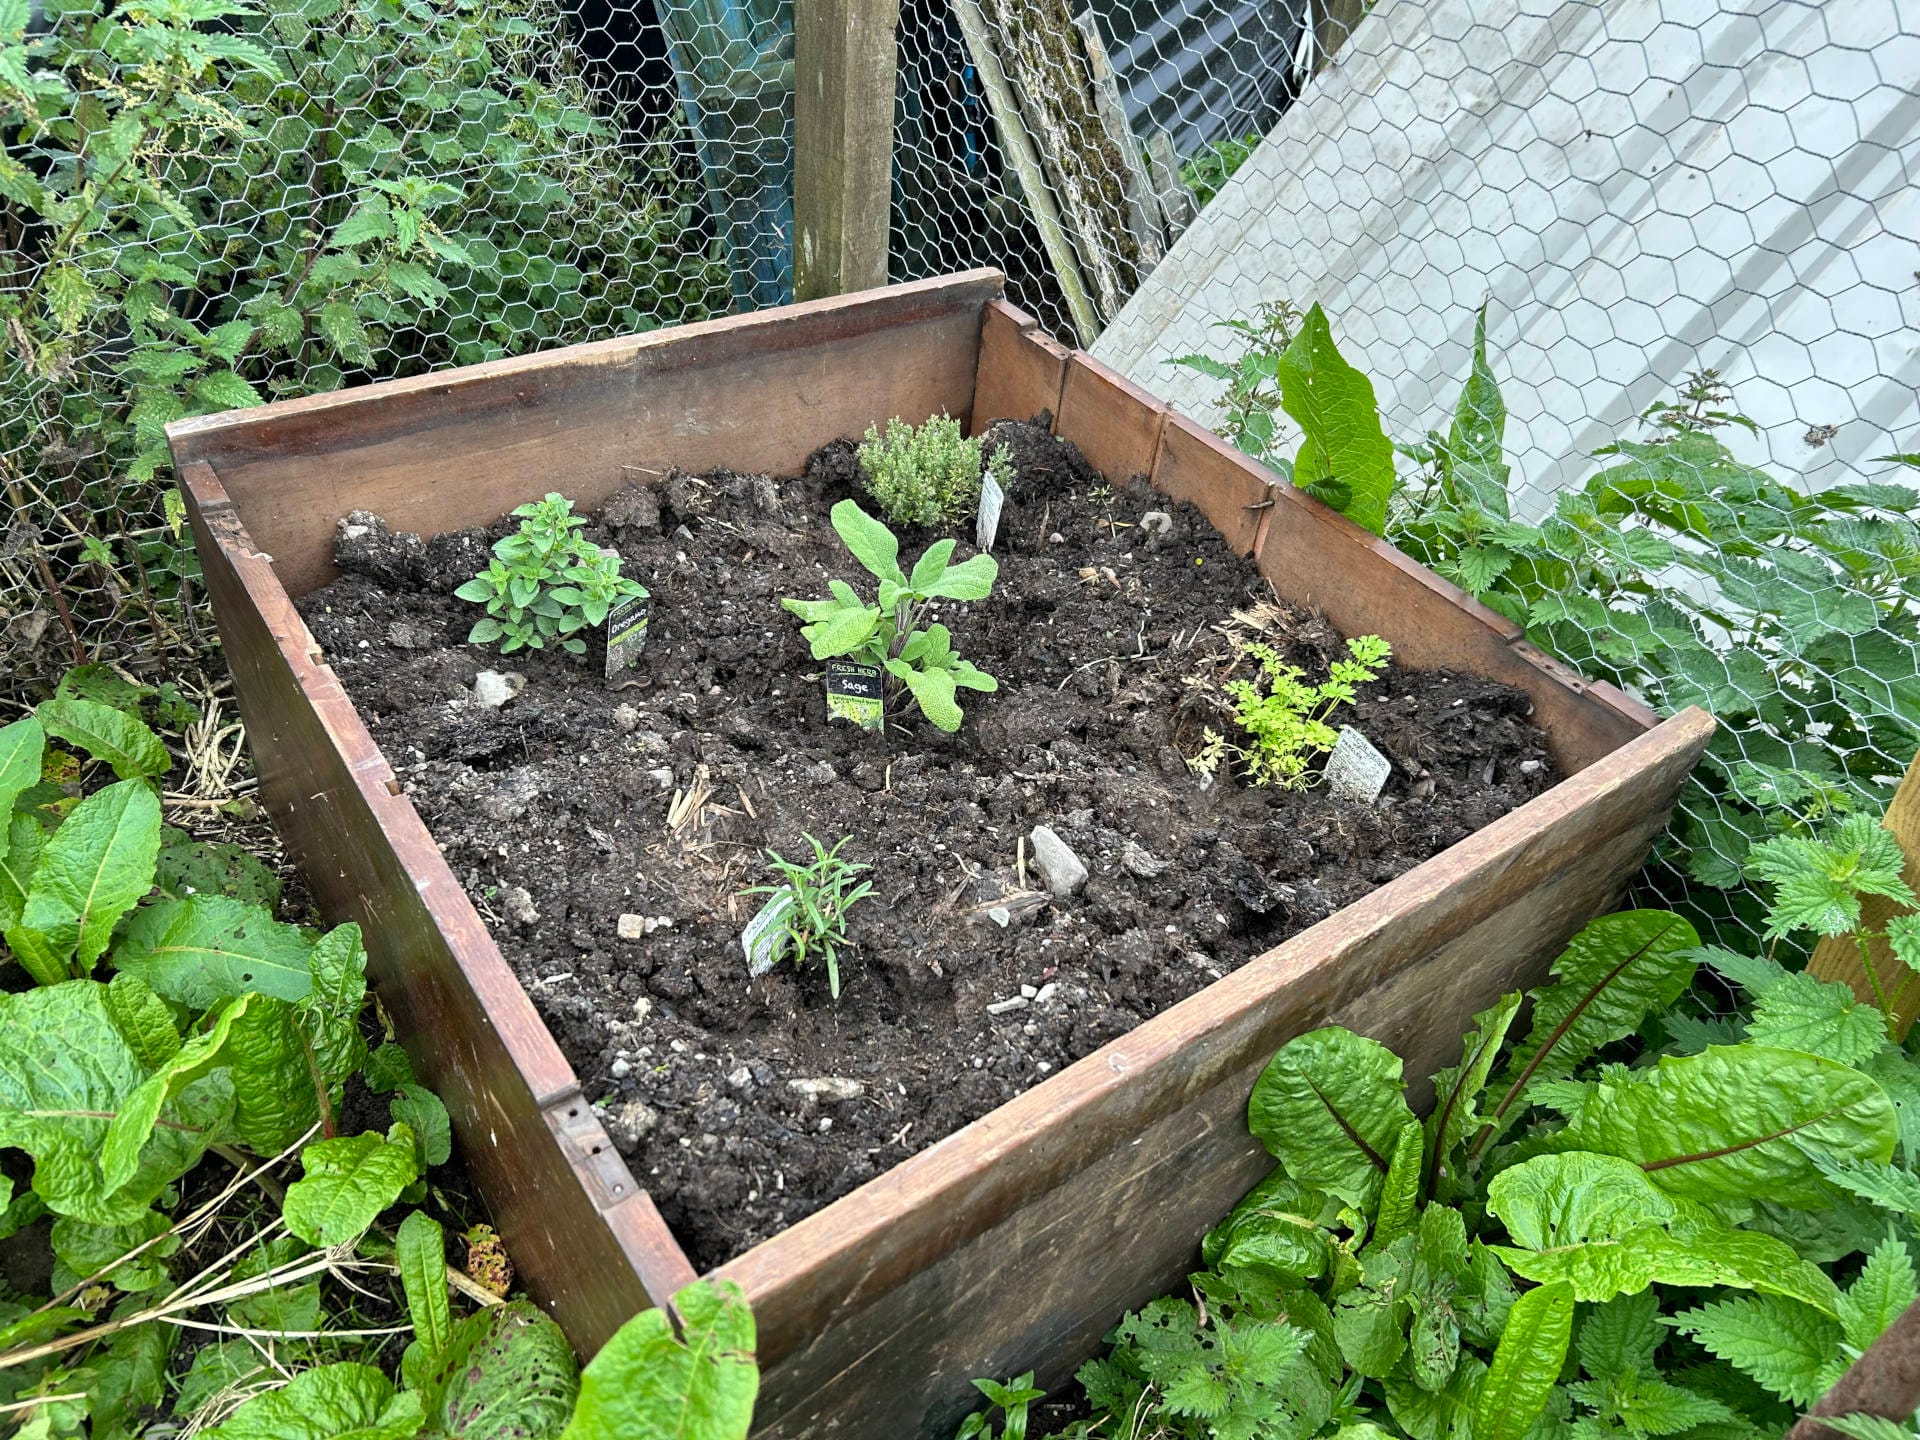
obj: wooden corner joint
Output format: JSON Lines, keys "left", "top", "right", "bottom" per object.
{"left": 546, "top": 1091, "right": 643, "bottom": 1210}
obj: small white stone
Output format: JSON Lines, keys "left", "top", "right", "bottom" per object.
{"left": 632, "top": 996, "right": 653, "bottom": 1023}
{"left": 1519, "top": 759, "right": 1545, "bottom": 775}
{"left": 988, "top": 906, "right": 1012, "bottom": 928}
{"left": 986, "top": 996, "right": 1029, "bottom": 1015}
{"left": 788, "top": 1076, "right": 865, "bottom": 1103}
{"left": 1020, "top": 984, "right": 1038, "bottom": 999}
{"left": 1035, "top": 983, "right": 1057, "bottom": 1004}
{"left": 1139, "top": 510, "right": 1174, "bottom": 535}
{"left": 617, "top": 913, "right": 645, "bottom": 940}
{"left": 473, "top": 670, "right": 525, "bottom": 709}
{"left": 727, "top": 1065, "right": 753, "bottom": 1089}
{"left": 1029, "top": 825, "right": 1090, "bottom": 898}
{"left": 610, "top": 1058, "right": 632, "bottom": 1079}
{"left": 649, "top": 768, "right": 675, "bottom": 789}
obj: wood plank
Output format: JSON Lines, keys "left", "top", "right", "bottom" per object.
{"left": 1148, "top": 414, "right": 1277, "bottom": 557}
{"left": 970, "top": 299, "right": 1071, "bottom": 434}
{"left": 719, "top": 708, "right": 1713, "bottom": 1393}
{"left": 793, "top": 0, "right": 901, "bottom": 300}
{"left": 167, "top": 271, "right": 1003, "bottom": 596}
{"left": 1053, "top": 352, "right": 1168, "bottom": 486}
{"left": 1249, "top": 474, "right": 1650, "bottom": 773}
{"left": 1810, "top": 746, "right": 1920, "bottom": 1034}
{"left": 1790, "top": 1300, "right": 1920, "bottom": 1438}
{"left": 183, "top": 462, "right": 694, "bottom": 1346}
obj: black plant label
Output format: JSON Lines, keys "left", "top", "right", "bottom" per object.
{"left": 604, "top": 586, "right": 652, "bottom": 679}
{"left": 825, "top": 660, "right": 884, "bottom": 733}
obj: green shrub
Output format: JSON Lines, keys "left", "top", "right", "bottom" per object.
{"left": 856, "top": 414, "right": 1008, "bottom": 528}
{"left": 456, "top": 493, "right": 645, "bottom": 655}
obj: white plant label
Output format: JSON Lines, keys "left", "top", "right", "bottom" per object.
{"left": 1324, "top": 725, "right": 1392, "bottom": 804}
{"left": 976, "top": 471, "right": 1005, "bottom": 553}
{"left": 742, "top": 889, "right": 797, "bottom": 978}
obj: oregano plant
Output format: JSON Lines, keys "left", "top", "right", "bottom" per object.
{"left": 456, "top": 493, "right": 646, "bottom": 655}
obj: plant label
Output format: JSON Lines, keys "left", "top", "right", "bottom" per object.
{"left": 824, "top": 660, "right": 884, "bottom": 733}
{"left": 1324, "top": 725, "right": 1392, "bottom": 804}
{"left": 603, "top": 585, "right": 652, "bottom": 680}
{"left": 742, "top": 889, "right": 797, "bottom": 978}
{"left": 977, "top": 470, "right": 1005, "bottom": 553}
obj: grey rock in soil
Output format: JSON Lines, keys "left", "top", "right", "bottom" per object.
{"left": 1029, "top": 825, "right": 1089, "bottom": 897}
{"left": 613, "top": 703, "right": 642, "bottom": 734}
{"left": 617, "top": 913, "right": 645, "bottom": 940}
{"left": 502, "top": 886, "right": 538, "bottom": 925}
{"left": 787, "top": 1076, "right": 865, "bottom": 1104}
{"left": 1122, "top": 840, "right": 1171, "bottom": 878}
{"left": 473, "top": 670, "right": 525, "bottom": 710}
{"left": 386, "top": 621, "right": 437, "bottom": 650}
{"left": 605, "top": 1100, "right": 659, "bottom": 1151}
{"left": 600, "top": 481, "right": 661, "bottom": 532}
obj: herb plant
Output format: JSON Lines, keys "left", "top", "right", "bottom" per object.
{"left": 740, "top": 834, "right": 875, "bottom": 999}
{"left": 783, "top": 500, "right": 1001, "bottom": 732}
{"left": 456, "top": 493, "right": 646, "bottom": 655}
{"left": 856, "top": 414, "right": 1012, "bottom": 529}
{"left": 1192, "top": 634, "right": 1392, "bottom": 788}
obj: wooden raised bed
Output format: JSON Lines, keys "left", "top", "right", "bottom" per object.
{"left": 168, "top": 271, "right": 1714, "bottom": 1439}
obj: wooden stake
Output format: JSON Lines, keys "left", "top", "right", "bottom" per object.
{"left": 793, "top": 0, "right": 902, "bottom": 300}
{"left": 1809, "top": 748, "right": 1920, "bottom": 1038}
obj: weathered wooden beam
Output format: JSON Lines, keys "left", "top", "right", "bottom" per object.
{"left": 793, "top": 0, "right": 901, "bottom": 300}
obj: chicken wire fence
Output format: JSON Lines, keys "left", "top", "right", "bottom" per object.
{"left": 3, "top": 0, "right": 1915, "bottom": 944}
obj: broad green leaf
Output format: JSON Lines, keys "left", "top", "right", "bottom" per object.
{"left": 391, "top": 1084, "right": 452, "bottom": 1167}
{"left": 1839, "top": 1233, "right": 1918, "bottom": 1351}
{"left": 829, "top": 500, "right": 904, "bottom": 585}
{"left": 51, "top": 1209, "right": 180, "bottom": 1293}
{"left": 1475, "top": 1280, "right": 1573, "bottom": 1440}
{"left": 1445, "top": 303, "right": 1511, "bottom": 518}
{"left": 908, "top": 538, "right": 956, "bottom": 590}
{"left": 1746, "top": 970, "right": 1889, "bottom": 1065}
{"left": 919, "top": 552, "right": 998, "bottom": 601}
{"left": 1275, "top": 303, "right": 1396, "bottom": 534}
{"left": 200, "top": 1361, "right": 424, "bottom": 1440}
{"left": 155, "top": 825, "right": 282, "bottom": 909}
{"left": 1375, "top": 1120, "right": 1423, "bottom": 1245}
{"left": 11, "top": 779, "right": 162, "bottom": 979}
{"left": 415, "top": 1299, "right": 579, "bottom": 1439}
{"left": 364, "top": 1043, "right": 417, "bottom": 1094}
{"left": 1203, "top": 1170, "right": 1336, "bottom": 1283}
{"left": 1424, "top": 991, "right": 1520, "bottom": 1198}
{"left": 1481, "top": 912, "right": 1699, "bottom": 1146}
{"left": 1575, "top": 1290, "right": 1659, "bottom": 1381}
{"left": 562, "top": 1280, "right": 758, "bottom": 1440}
{"left": 1384, "top": 1353, "right": 1485, "bottom": 1440}
{"left": 101, "top": 973, "right": 180, "bottom": 1070}
{"left": 1487, "top": 1152, "right": 1841, "bottom": 1312}
{"left": 100, "top": 994, "right": 252, "bottom": 1195}
{"left": 224, "top": 995, "right": 326, "bottom": 1153}
{"left": 1668, "top": 1295, "right": 1844, "bottom": 1406}
{"left": 283, "top": 1127, "right": 419, "bottom": 1247}
{"left": 794, "top": 601, "right": 880, "bottom": 660}
{"left": 0, "top": 718, "right": 44, "bottom": 850}
{"left": 889, "top": 660, "right": 962, "bottom": 732}
{"left": 0, "top": 980, "right": 232, "bottom": 1225}
{"left": 34, "top": 697, "right": 168, "bottom": 780}
{"left": 396, "top": 1210, "right": 451, "bottom": 1380}
{"left": 1249, "top": 1028, "right": 1415, "bottom": 1212}
{"left": 115, "top": 896, "right": 316, "bottom": 1006}
{"left": 1549, "top": 1045, "right": 1896, "bottom": 1208}
{"left": 69, "top": 1309, "right": 174, "bottom": 1436}
{"left": 175, "top": 1340, "right": 271, "bottom": 1419}
{"left": 0, "top": 814, "right": 46, "bottom": 932}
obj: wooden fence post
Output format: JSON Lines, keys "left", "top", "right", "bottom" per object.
{"left": 1809, "top": 748, "right": 1920, "bottom": 1038}
{"left": 793, "top": 0, "right": 901, "bottom": 301}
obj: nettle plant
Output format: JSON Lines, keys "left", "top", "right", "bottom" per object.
{"left": 457, "top": 493, "right": 644, "bottom": 654}
{"left": 783, "top": 500, "right": 1000, "bottom": 732}
{"left": 1193, "top": 634, "right": 1392, "bottom": 788}
{"left": 857, "top": 414, "right": 1011, "bottom": 529}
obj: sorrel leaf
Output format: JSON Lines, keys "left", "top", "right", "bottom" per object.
{"left": 416, "top": 1299, "right": 580, "bottom": 1439}
{"left": 10, "top": 777, "right": 161, "bottom": 982}
{"left": 562, "top": 1279, "right": 758, "bottom": 1440}
{"left": 36, "top": 695, "right": 169, "bottom": 780}
{"left": 199, "top": 1361, "right": 425, "bottom": 1440}
{"left": 1376, "top": 1120, "right": 1423, "bottom": 1245}
{"left": 1444, "top": 303, "right": 1512, "bottom": 519}
{"left": 283, "top": 1127, "right": 420, "bottom": 1247}
{"left": 1249, "top": 1028, "right": 1416, "bottom": 1213}
{"left": 395, "top": 1210, "right": 452, "bottom": 1388}
{"left": 1474, "top": 1279, "right": 1572, "bottom": 1440}
{"left": 114, "top": 894, "right": 317, "bottom": 1007}
{"left": 1275, "top": 303, "right": 1396, "bottom": 535}
{"left": 1424, "top": 991, "right": 1520, "bottom": 1199}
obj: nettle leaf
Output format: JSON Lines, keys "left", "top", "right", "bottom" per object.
{"left": 1813, "top": 1152, "right": 1920, "bottom": 1220}
{"left": 1249, "top": 1027, "right": 1416, "bottom": 1212}
{"left": 1275, "top": 303, "right": 1396, "bottom": 535}
{"left": 1748, "top": 814, "right": 1916, "bottom": 939}
{"left": 1482, "top": 913, "right": 1699, "bottom": 1148}
{"left": 114, "top": 896, "right": 316, "bottom": 1007}
{"left": 416, "top": 1299, "right": 579, "bottom": 1440}
{"left": 1668, "top": 1295, "right": 1844, "bottom": 1407}
{"left": 1576, "top": 1290, "right": 1660, "bottom": 1382}
{"left": 1474, "top": 1280, "right": 1573, "bottom": 1440}
{"left": 1486, "top": 1152, "right": 1840, "bottom": 1312}
{"left": 1746, "top": 970, "right": 1889, "bottom": 1065}
{"left": 0, "top": 980, "right": 232, "bottom": 1225}
{"left": 200, "top": 1361, "right": 424, "bottom": 1440}
{"left": 155, "top": 824, "right": 283, "bottom": 909}
{"left": 1444, "top": 303, "right": 1512, "bottom": 519}
{"left": 1839, "top": 1232, "right": 1918, "bottom": 1351}
{"left": 1424, "top": 991, "right": 1520, "bottom": 1199}
{"left": 9, "top": 779, "right": 161, "bottom": 983}
{"left": 1549, "top": 1045, "right": 1896, "bottom": 1208}
{"left": 561, "top": 1279, "right": 758, "bottom": 1440}
{"left": 283, "top": 1126, "right": 420, "bottom": 1248}
{"left": 34, "top": 697, "right": 168, "bottom": 780}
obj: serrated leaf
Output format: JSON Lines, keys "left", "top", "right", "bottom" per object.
{"left": 35, "top": 697, "right": 168, "bottom": 780}
{"left": 1550, "top": 1045, "right": 1896, "bottom": 1208}
{"left": 1576, "top": 1290, "right": 1660, "bottom": 1382}
{"left": 1668, "top": 1295, "right": 1843, "bottom": 1406}
{"left": 155, "top": 825, "right": 282, "bottom": 909}
{"left": 191, "top": 370, "right": 264, "bottom": 411}
{"left": 1249, "top": 1027, "right": 1415, "bottom": 1212}
{"left": 562, "top": 1280, "right": 757, "bottom": 1440}
{"left": 283, "top": 1128, "right": 419, "bottom": 1247}
{"left": 1475, "top": 1280, "right": 1572, "bottom": 1440}
{"left": 1840, "top": 1232, "right": 1918, "bottom": 1350}
{"left": 10, "top": 779, "right": 161, "bottom": 982}
{"left": 200, "top": 1361, "right": 424, "bottom": 1439}
{"left": 319, "top": 301, "right": 372, "bottom": 367}
{"left": 114, "top": 896, "right": 315, "bottom": 1007}
{"left": 1276, "top": 304, "right": 1396, "bottom": 534}
{"left": 1747, "top": 970, "right": 1889, "bottom": 1064}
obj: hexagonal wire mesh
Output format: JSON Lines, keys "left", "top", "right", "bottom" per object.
{"left": 3, "top": 0, "right": 1914, "bottom": 949}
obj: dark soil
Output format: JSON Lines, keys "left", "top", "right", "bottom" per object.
{"left": 296, "top": 419, "right": 1557, "bottom": 1271}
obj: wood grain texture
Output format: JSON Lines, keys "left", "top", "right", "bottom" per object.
{"left": 1054, "top": 351, "right": 1168, "bottom": 484}
{"left": 182, "top": 462, "right": 692, "bottom": 1344}
{"left": 720, "top": 708, "right": 1713, "bottom": 1435}
{"left": 1810, "top": 746, "right": 1920, "bottom": 1034}
{"left": 1790, "top": 1300, "right": 1920, "bottom": 1438}
{"left": 793, "top": 0, "right": 900, "bottom": 300}
{"left": 1150, "top": 413, "right": 1280, "bottom": 557}
{"left": 167, "top": 271, "right": 1003, "bottom": 596}
{"left": 970, "top": 299, "right": 1071, "bottom": 434}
